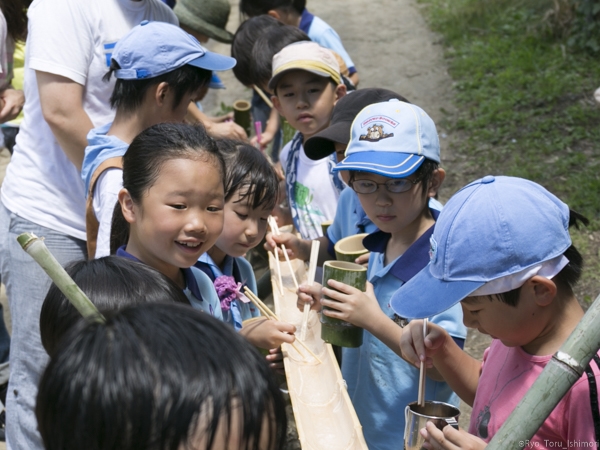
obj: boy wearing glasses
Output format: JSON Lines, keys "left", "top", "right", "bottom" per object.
{"left": 298, "top": 99, "right": 467, "bottom": 449}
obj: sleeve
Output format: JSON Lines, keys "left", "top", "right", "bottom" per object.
{"left": 313, "top": 28, "right": 356, "bottom": 74}
{"left": 430, "top": 303, "right": 467, "bottom": 340}
{"left": 93, "top": 169, "right": 123, "bottom": 258}
{"left": 27, "top": 0, "right": 95, "bottom": 85}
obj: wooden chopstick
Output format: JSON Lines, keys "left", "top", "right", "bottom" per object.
{"left": 244, "top": 287, "right": 322, "bottom": 364}
{"left": 268, "top": 216, "right": 299, "bottom": 290}
{"left": 300, "top": 240, "right": 320, "bottom": 340}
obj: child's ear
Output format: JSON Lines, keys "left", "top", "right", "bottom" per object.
{"left": 333, "top": 84, "right": 347, "bottom": 103}
{"left": 154, "top": 81, "right": 170, "bottom": 106}
{"left": 528, "top": 275, "right": 557, "bottom": 307}
{"left": 427, "top": 168, "right": 446, "bottom": 198}
{"left": 118, "top": 188, "right": 137, "bottom": 224}
{"left": 272, "top": 95, "right": 283, "bottom": 115}
{"left": 267, "top": 9, "right": 282, "bottom": 20}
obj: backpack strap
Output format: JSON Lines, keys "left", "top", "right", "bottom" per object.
{"left": 585, "top": 354, "right": 600, "bottom": 443}
{"left": 85, "top": 156, "right": 123, "bottom": 259}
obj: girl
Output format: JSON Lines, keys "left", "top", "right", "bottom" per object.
{"left": 113, "top": 122, "right": 224, "bottom": 319}
{"left": 196, "top": 139, "right": 296, "bottom": 351}
{"left": 36, "top": 303, "right": 288, "bottom": 450}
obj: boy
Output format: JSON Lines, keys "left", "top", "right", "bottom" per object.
{"left": 266, "top": 88, "right": 411, "bottom": 265}
{"left": 81, "top": 21, "right": 236, "bottom": 259}
{"left": 392, "top": 176, "right": 599, "bottom": 450}
{"left": 298, "top": 100, "right": 466, "bottom": 449}
{"left": 269, "top": 41, "right": 346, "bottom": 240}
{"left": 240, "top": 0, "right": 358, "bottom": 86}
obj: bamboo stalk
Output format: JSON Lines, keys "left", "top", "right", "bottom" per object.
{"left": 244, "top": 287, "right": 322, "bottom": 364}
{"left": 252, "top": 85, "right": 274, "bottom": 108}
{"left": 486, "top": 291, "right": 600, "bottom": 449}
{"left": 17, "top": 233, "right": 105, "bottom": 324}
{"left": 300, "top": 240, "right": 320, "bottom": 341}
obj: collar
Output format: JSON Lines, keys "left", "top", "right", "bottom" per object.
{"left": 298, "top": 8, "right": 314, "bottom": 34}
{"left": 363, "top": 209, "right": 439, "bottom": 283}
{"left": 195, "top": 253, "right": 235, "bottom": 280}
{"left": 116, "top": 246, "right": 203, "bottom": 301}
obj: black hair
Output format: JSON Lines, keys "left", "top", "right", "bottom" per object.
{"left": 496, "top": 210, "right": 589, "bottom": 307}
{"left": 40, "top": 256, "right": 189, "bottom": 357}
{"left": 0, "top": 0, "right": 27, "bottom": 42}
{"left": 231, "top": 15, "right": 284, "bottom": 87}
{"left": 217, "top": 140, "right": 279, "bottom": 210}
{"left": 110, "top": 123, "right": 225, "bottom": 252}
{"left": 239, "top": 0, "right": 306, "bottom": 17}
{"left": 103, "top": 62, "right": 212, "bottom": 114}
{"left": 36, "top": 303, "right": 287, "bottom": 450}
{"left": 250, "top": 25, "right": 310, "bottom": 89}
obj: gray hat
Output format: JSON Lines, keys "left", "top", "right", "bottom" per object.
{"left": 174, "top": 0, "right": 234, "bottom": 44}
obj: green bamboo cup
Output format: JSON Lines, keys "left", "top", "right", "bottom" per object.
{"left": 320, "top": 261, "right": 367, "bottom": 348}
{"left": 334, "top": 233, "right": 369, "bottom": 263}
{"left": 233, "top": 99, "right": 252, "bottom": 136}
{"left": 320, "top": 219, "right": 333, "bottom": 236}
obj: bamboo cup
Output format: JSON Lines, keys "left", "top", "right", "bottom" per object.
{"left": 233, "top": 99, "right": 252, "bottom": 136}
{"left": 320, "top": 261, "right": 367, "bottom": 348}
{"left": 334, "top": 233, "right": 369, "bottom": 263}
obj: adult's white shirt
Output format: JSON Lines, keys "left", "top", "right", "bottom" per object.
{"left": 1, "top": 0, "right": 177, "bottom": 240}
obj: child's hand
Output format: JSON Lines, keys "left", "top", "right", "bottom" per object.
{"left": 421, "top": 421, "right": 487, "bottom": 450}
{"left": 241, "top": 317, "right": 296, "bottom": 349}
{"left": 297, "top": 282, "right": 323, "bottom": 312}
{"left": 321, "top": 280, "right": 381, "bottom": 330}
{"left": 264, "top": 232, "right": 309, "bottom": 261}
{"left": 355, "top": 252, "right": 370, "bottom": 267}
{"left": 400, "top": 320, "right": 449, "bottom": 370}
{"left": 251, "top": 129, "right": 275, "bottom": 151}
{"left": 265, "top": 347, "right": 286, "bottom": 374}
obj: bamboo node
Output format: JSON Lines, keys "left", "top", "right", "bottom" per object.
{"left": 553, "top": 351, "right": 585, "bottom": 376}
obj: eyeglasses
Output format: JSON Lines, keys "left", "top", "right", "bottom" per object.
{"left": 349, "top": 176, "right": 422, "bottom": 194}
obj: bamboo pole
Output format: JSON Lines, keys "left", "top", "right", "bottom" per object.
{"left": 17, "top": 233, "right": 105, "bottom": 324}
{"left": 486, "top": 292, "right": 600, "bottom": 449}
{"left": 300, "top": 240, "right": 320, "bottom": 341}
{"left": 252, "top": 85, "right": 274, "bottom": 108}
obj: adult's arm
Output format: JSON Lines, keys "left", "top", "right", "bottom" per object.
{"left": 186, "top": 102, "right": 248, "bottom": 141}
{"left": 37, "top": 71, "right": 93, "bottom": 170}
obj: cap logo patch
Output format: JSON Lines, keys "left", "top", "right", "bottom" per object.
{"left": 429, "top": 236, "right": 438, "bottom": 263}
{"left": 359, "top": 124, "right": 394, "bottom": 142}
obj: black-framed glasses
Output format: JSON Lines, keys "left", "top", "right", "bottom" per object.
{"left": 349, "top": 176, "right": 422, "bottom": 194}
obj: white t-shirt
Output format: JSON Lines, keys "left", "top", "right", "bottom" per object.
{"left": 93, "top": 169, "right": 123, "bottom": 258}
{"left": 1, "top": 0, "right": 177, "bottom": 240}
{"left": 280, "top": 139, "right": 340, "bottom": 240}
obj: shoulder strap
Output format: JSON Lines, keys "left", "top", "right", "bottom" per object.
{"left": 85, "top": 156, "right": 123, "bottom": 259}
{"left": 585, "top": 354, "right": 600, "bottom": 443}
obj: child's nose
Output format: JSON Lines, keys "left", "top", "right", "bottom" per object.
{"left": 184, "top": 212, "right": 207, "bottom": 234}
{"left": 374, "top": 188, "right": 392, "bottom": 206}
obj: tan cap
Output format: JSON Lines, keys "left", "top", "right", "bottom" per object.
{"left": 268, "top": 41, "right": 342, "bottom": 91}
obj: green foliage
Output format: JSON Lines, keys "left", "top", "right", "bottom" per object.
{"left": 567, "top": 0, "right": 600, "bottom": 53}
{"left": 420, "top": 0, "right": 600, "bottom": 224}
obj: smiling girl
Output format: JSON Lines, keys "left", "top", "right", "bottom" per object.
{"left": 114, "top": 123, "right": 224, "bottom": 319}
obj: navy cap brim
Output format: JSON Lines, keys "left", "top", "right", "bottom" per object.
{"left": 304, "top": 121, "right": 351, "bottom": 160}
{"left": 333, "top": 152, "right": 425, "bottom": 178}
{"left": 188, "top": 52, "right": 236, "bottom": 72}
{"left": 390, "top": 264, "right": 484, "bottom": 319}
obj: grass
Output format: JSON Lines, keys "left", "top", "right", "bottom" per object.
{"left": 418, "top": 0, "right": 600, "bottom": 300}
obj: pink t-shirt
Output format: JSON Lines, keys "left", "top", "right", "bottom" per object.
{"left": 470, "top": 340, "right": 599, "bottom": 449}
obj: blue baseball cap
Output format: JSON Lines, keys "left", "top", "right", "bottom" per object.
{"left": 209, "top": 73, "right": 226, "bottom": 89}
{"left": 333, "top": 99, "right": 440, "bottom": 178}
{"left": 390, "top": 176, "right": 572, "bottom": 319}
{"left": 112, "top": 21, "right": 236, "bottom": 80}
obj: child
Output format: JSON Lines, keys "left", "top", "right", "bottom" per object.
{"left": 81, "top": 20, "right": 236, "bottom": 259}
{"left": 392, "top": 176, "right": 598, "bottom": 450}
{"left": 269, "top": 41, "right": 347, "bottom": 240}
{"left": 36, "top": 303, "right": 288, "bottom": 450}
{"left": 298, "top": 100, "right": 467, "bottom": 449}
{"left": 113, "top": 122, "right": 224, "bottom": 320}
{"left": 40, "top": 256, "right": 189, "bottom": 356}
{"left": 239, "top": 0, "right": 359, "bottom": 86}
{"left": 195, "top": 139, "right": 296, "bottom": 351}
{"left": 266, "top": 88, "right": 412, "bottom": 266}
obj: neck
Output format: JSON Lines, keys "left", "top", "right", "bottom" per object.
{"left": 385, "top": 208, "right": 434, "bottom": 265}
{"left": 522, "top": 293, "right": 584, "bottom": 355}
{"left": 207, "top": 246, "right": 227, "bottom": 271}
{"left": 108, "top": 110, "right": 156, "bottom": 144}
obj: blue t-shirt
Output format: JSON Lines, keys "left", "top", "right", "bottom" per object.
{"left": 341, "top": 210, "right": 467, "bottom": 449}
{"left": 299, "top": 9, "right": 356, "bottom": 75}
{"left": 195, "top": 253, "right": 260, "bottom": 330}
{"left": 81, "top": 122, "right": 128, "bottom": 196}
{"left": 116, "top": 246, "right": 223, "bottom": 320}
